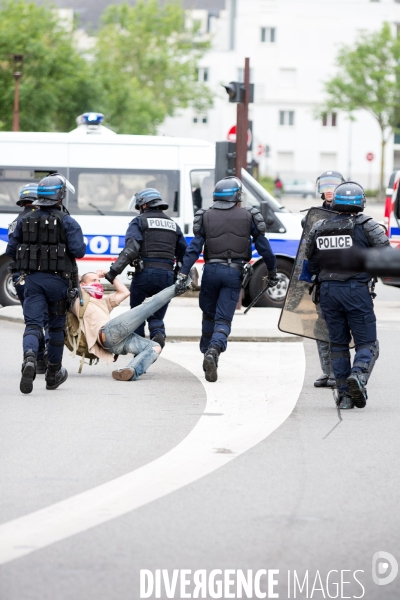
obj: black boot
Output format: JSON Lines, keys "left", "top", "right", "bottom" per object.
{"left": 314, "top": 374, "right": 329, "bottom": 387}
{"left": 203, "top": 345, "right": 220, "bottom": 383}
{"left": 20, "top": 350, "right": 37, "bottom": 394}
{"left": 151, "top": 333, "right": 165, "bottom": 349}
{"left": 336, "top": 393, "right": 354, "bottom": 410}
{"left": 346, "top": 373, "right": 368, "bottom": 408}
{"left": 45, "top": 362, "right": 68, "bottom": 391}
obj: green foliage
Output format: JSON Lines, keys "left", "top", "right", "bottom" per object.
{"left": 258, "top": 176, "right": 275, "bottom": 193}
{"left": 95, "top": 0, "right": 213, "bottom": 134}
{"left": 0, "top": 0, "right": 100, "bottom": 131}
{"left": 323, "top": 23, "right": 400, "bottom": 190}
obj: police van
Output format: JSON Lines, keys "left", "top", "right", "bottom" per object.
{"left": 0, "top": 113, "right": 302, "bottom": 307}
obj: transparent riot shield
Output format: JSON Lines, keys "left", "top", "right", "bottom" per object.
{"left": 278, "top": 207, "right": 335, "bottom": 342}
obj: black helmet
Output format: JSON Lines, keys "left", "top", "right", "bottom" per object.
{"left": 213, "top": 177, "right": 242, "bottom": 209}
{"left": 129, "top": 188, "right": 168, "bottom": 211}
{"left": 34, "top": 173, "right": 75, "bottom": 207}
{"left": 331, "top": 181, "right": 366, "bottom": 213}
{"left": 316, "top": 171, "right": 345, "bottom": 196}
{"left": 17, "top": 183, "right": 38, "bottom": 207}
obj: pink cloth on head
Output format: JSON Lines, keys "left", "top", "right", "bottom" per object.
{"left": 81, "top": 283, "right": 104, "bottom": 300}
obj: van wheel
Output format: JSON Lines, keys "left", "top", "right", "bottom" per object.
{"left": 0, "top": 259, "right": 20, "bottom": 306}
{"left": 248, "top": 258, "right": 294, "bottom": 308}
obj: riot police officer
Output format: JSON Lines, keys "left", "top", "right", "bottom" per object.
{"left": 6, "top": 174, "right": 86, "bottom": 394}
{"left": 105, "top": 188, "right": 187, "bottom": 347}
{"left": 306, "top": 181, "right": 390, "bottom": 409}
{"left": 8, "top": 184, "right": 49, "bottom": 374}
{"left": 313, "top": 171, "right": 345, "bottom": 389}
{"left": 176, "top": 176, "right": 277, "bottom": 382}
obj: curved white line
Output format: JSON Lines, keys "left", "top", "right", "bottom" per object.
{"left": 0, "top": 342, "right": 305, "bottom": 565}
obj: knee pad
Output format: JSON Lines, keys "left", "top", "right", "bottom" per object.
{"left": 330, "top": 346, "right": 350, "bottom": 361}
{"left": 214, "top": 319, "right": 231, "bottom": 338}
{"left": 23, "top": 325, "right": 43, "bottom": 342}
{"left": 354, "top": 340, "right": 379, "bottom": 376}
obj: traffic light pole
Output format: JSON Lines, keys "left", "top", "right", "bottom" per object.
{"left": 235, "top": 57, "right": 250, "bottom": 181}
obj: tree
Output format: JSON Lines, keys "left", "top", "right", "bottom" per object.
{"left": 323, "top": 23, "right": 400, "bottom": 196}
{"left": 95, "top": 0, "right": 213, "bottom": 135}
{"left": 0, "top": 0, "right": 101, "bottom": 132}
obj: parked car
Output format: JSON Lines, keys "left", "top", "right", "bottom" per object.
{"left": 282, "top": 178, "right": 316, "bottom": 198}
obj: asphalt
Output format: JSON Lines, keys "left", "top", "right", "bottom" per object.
{"left": 0, "top": 280, "right": 399, "bottom": 600}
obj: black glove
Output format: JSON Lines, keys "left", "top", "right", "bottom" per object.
{"left": 267, "top": 269, "right": 279, "bottom": 287}
{"left": 105, "top": 268, "right": 118, "bottom": 284}
{"left": 175, "top": 273, "right": 189, "bottom": 296}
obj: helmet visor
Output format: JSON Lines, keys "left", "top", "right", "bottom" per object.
{"left": 317, "top": 175, "right": 344, "bottom": 194}
{"left": 57, "top": 175, "right": 75, "bottom": 195}
{"left": 128, "top": 194, "right": 139, "bottom": 212}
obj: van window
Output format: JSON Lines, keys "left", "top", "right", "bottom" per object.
{"left": 0, "top": 167, "right": 63, "bottom": 212}
{"left": 190, "top": 169, "right": 215, "bottom": 212}
{"left": 68, "top": 169, "right": 180, "bottom": 217}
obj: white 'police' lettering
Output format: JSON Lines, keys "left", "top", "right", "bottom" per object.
{"left": 147, "top": 218, "right": 177, "bottom": 232}
{"left": 316, "top": 235, "right": 353, "bottom": 250}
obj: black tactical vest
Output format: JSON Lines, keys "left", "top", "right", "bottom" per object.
{"left": 314, "top": 217, "right": 359, "bottom": 281}
{"left": 140, "top": 210, "right": 178, "bottom": 260}
{"left": 203, "top": 206, "right": 252, "bottom": 261}
{"left": 15, "top": 209, "right": 74, "bottom": 276}
{"left": 8, "top": 206, "right": 35, "bottom": 237}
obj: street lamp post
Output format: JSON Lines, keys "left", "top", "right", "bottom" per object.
{"left": 12, "top": 54, "right": 23, "bottom": 132}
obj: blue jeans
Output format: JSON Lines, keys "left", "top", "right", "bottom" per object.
{"left": 320, "top": 280, "right": 378, "bottom": 393}
{"left": 23, "top": 272, "right": 68, "bottom": 364}
{"left": 130, "top": 268, "right": 175, "bottom": 338}
{"left": 102, "top": 284, "right": 176, "bottom": 380}
{"left": 199, "top": 263, "right": 241, "bottom": 353}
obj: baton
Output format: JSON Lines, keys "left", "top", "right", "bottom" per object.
{"left": 244, "top": 281, "right": 272, "bottom": 314}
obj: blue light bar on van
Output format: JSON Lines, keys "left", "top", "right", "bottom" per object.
{"left": 81, "top": 113, "right": 104, "bottom": 125}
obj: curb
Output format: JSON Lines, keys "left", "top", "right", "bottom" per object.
{"left": 0, "top": 314, "right": 300, "bottom": 343}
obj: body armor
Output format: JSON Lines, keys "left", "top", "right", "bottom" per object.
{"left": 203, "top": 205, "right": 252, "bottom": 262}
{"left": 139, "top": 210, "right": 178, "bottom": 260}
{"left": 15, "top": 209, "right": 74, "bottom": 276}
{"left": 312, "top": 216, "right": 359, "bottom": 281}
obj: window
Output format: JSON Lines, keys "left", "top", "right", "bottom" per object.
{"left": 68, "top": 169, "right": 180, "bottom": 217}
{"left": 261, "top": 27, "right": 276, "bottom": 42}
{"left": 279, "top": 111, "right": 295, "bottom": 126}
{"left": 197, "top": 67, "right": 209, "bottom": 82}
{"left": 0, "top": 167, "right": 63, "bottom": 212}
{"left": 193, "top": 115, "right": 208, "bottom": 124}
{"left": 237, "top": 68, "right": 254, "bottom": 83}
{"left": 322, "top": 112, "right": 337, "bottom": 127}
{"left": 190, "top": 169, "right": 215, "bottom": 213}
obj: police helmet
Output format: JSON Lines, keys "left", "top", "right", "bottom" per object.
{"left": 34, "top": 173, "right": 75, "bottom": 207}
{"left": 316, "top": 171, "right": 345, "bottom": 196}
{"left": 17, "top": 183, "right": 38, "bottom": 207}
{"left": 331, "top": 181, "right": 366, "bottom": 213}
{"left": 129, "top": 188, "right": 168, "bottom": 211}
{"left": 213, "top": 177, "right": 242, "bottom": 209}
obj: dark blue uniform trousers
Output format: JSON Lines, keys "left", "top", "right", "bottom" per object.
{"left": 13, "top": 272, "right": 49, "bottom": 360}
{"left": 23, "top": 272, "right": 68, "bottom": 364}
{"left": 130, "top": 268, "right": 174, "bottom": 338}
{"left": 319, "top": 280, "right": 378, "bottom": 393}
{"left": 199, "top": 263, "right": 241, "bottom": 354}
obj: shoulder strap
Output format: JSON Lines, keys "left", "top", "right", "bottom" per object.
{"left": 79, "top": 289, "right": 91, "bottom": 319}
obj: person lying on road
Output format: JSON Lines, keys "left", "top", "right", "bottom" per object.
{"left": 73, "top": 270, "right": 190, "bottom": 381}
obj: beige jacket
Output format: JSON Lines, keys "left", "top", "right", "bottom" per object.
{"left": 73, "top": 293, "right": 121, "bottom": 364}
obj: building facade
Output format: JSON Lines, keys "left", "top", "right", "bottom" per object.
{"left": 160, "top": 0, "right": 400, "bottom": 190}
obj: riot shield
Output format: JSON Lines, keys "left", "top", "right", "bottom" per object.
{"left": 278, "top": 207, "right": 335, "bottom": 342}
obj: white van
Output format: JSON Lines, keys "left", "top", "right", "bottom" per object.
{"left": 0, "top": 114, "right": 302, "bottom": 307}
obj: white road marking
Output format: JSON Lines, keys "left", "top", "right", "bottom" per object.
{"left": 0, "top": 342, "right": 305, "bottom": 565}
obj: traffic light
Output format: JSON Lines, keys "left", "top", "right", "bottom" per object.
{"left": 222, "top": 82, "right": 254, "bottom": 103}
{"left": 215, "top": 141, "right": 236, "bottom": 182}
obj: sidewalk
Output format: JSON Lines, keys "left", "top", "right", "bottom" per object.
{"left": 0, "top": 296, "right": 298, "bottom": 342}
